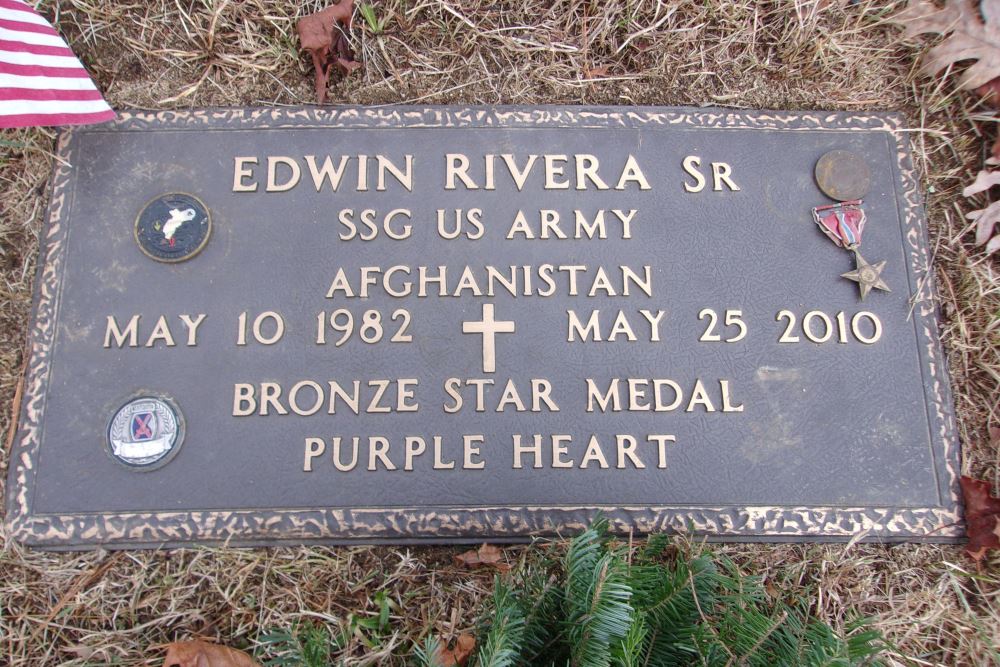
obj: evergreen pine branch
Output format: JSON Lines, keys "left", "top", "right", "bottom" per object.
{"left": 413, "top": 636, "right": 446, "bottom": 667}
{"left": 564, "top": 523, "right": 634, "bottom": 667}
{"left": 682, "top": 561, "right": 886, "bottom": 667}
{"left": 631, "top": 555, "right": 720, "bottom": 667}
{"left": 461, "top": 523, "right": 886, "bottom": 667}
{"left": 611, "top": 611, "right": 648, "bottom": 667}
{"left": 513, "top": 550, "right": 565, "bottom": 664}
{"left": 475, "top": 577, "right": 526, "bottom": 667}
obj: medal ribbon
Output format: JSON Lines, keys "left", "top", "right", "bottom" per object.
{"left": 834, "top": 209, "right": 857, "bottom": 247}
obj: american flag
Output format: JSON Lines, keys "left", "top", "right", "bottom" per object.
{"left": 0, "top": 0, "right": 114, "bottom": 128}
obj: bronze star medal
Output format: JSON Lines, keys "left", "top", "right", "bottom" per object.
{"left": 812, "top": 151, "right": 890, "bottom": 301}
{"left": 841, "top": 251, "right": 890, "bottom": 300}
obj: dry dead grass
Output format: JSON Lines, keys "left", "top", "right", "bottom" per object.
{"left": 1, "top": 0, "right": 998, "bottom": 664}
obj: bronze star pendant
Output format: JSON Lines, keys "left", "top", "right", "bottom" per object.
{"left": 841, "top": 250, "right": 890, "bottom": 300}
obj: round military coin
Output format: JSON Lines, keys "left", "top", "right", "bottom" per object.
{"left": 134, "top": 192, "right": 211, "bottom": 262}
{"left": 814, "top": 150, "right": 871, "bottom": 201}
{"left": 106, "top": 396, "right": 185, "bottom": 470}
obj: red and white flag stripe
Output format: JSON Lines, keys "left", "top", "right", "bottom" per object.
{"left": 0, "top": 0, "right": 114, "bottom": 128}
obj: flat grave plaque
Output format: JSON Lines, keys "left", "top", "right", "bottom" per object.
{"left": 5, "top": 106, "right": 962, "bottom": 548}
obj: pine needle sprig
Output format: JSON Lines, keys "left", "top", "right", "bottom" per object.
{"left": 475, "top": 577, "right": 526, "bottom": 667}
{"left": 564, "top": 522, "right": 635, "bottom": 667}
{"left": 413, "top": 635, "right": 446, "bottom": 667}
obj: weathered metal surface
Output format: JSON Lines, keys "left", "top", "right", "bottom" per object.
{"left": 815, "top": 149, "right": 871, "bottom": 201}
{"left": 4, "top": 106, "right": 962, "bottom": 548}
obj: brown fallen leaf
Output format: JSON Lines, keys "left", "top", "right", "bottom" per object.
{"left": 962, "top": 169, "right": 1000, "bottom": 253}
{"left": 161, "top": 640, "right": 260, "bottom": 667}
{"left": 960, "top": 476, "right": 1000, "bottom": 561}
{"left": 296, "top": 0, "right": 361, "bottom": 104}
{"left": 975, "top": 75, "right": 1000, "bottom": 107}
{"left": 435, "top": 633, "right": 476, "bottom": 667}
{"left": 894, "top": 1, "right": 1000, "bottom": 91}
{"left": 962, "top": 168, "right": 1000, "bottom": 197}
{"left": 453, "top": 543, "right": 510, "bottom": 571}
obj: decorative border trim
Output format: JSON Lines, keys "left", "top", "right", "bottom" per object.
{"left": 4, "top": 105, "right": 963, "bottom": 547}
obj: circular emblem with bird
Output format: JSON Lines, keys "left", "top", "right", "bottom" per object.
{"left": 134, "top": 192, "right": 211, "bottom": 262}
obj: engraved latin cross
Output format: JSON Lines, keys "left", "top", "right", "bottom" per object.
{"left": 462, "top": 303, "right": 516, "bottom": 373}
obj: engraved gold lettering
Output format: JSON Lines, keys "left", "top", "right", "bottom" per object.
{"left": 496, "top": 380, "right": 526, "bottom": 412}
{"left": 639, "top": 309, "right": 665, "bottom": 342}
{"left": 357, "top": 155, "right": 369, "bottom": 191}
{"left": 616, "top": 435, "right": 645, "bottom": 468}
{"left": 686, "top": 379, "right": 716, "bottom": 412}
{"left": 233, "top": 383, "right": 255, "bottom": 416}
{"left": 304, "top": 154, "right": 349, "bottom": 190}
{"left": 304, "top": 437, "right": 325, "bottom": 471}
{"left": 145, "top": 315, "right": 176, "bottom": 348}
{"left": 260, "top": 382, "right": 289, "bottom": 415}
{"left": 266, "top": 156, "right": 301, "bottom": 192}
{"left": 418, "top": 265, "right": 447, "bottom": 297}
{"left": 367, "top": 380, "right": 392, "bottom": 413}
{"left": 327, "top": 380, "right": 361, "bottom": 414}
{"left": 437, "top": 208, "right": 484, "bottom": 240}
{"left": 586, "top": 378, "right": 620, "bottom": 412}
{"left": 289, "top": 380, "right": 324, "bottom": 416}
{"left": 178, "top": 313, "right": 206, "bottom": 346}
{"left": 443, "top": 378, "right": 463, "bottom": 414}
{"left": 589, "top": 267, "right": 617, "bottom": 297}
{"left": 326, "top": 268, "right": 354, "bottom": 297}
{"left": 568, "top": 310, "right": 601, "bottom": 342}
{"left": 405, "top": 436, "right": 425, "bottom": 471}
{"left": 512, "top": 434, "right": 543, "bottom": 469}
{"left": 464, "top": 434, "right": 486, "bottom": 469}
{"left": 368, "top": 436, "right": 395, "bottom": 470}
{"left": 445, "top": 153, "right": 476, "bottom": 189}
{"left": 575, "top": 154, "right": 609, "bottom": 190}
{"left": 721, "top": 380, "right": 744, "bottom": 412}
{"left": 104, "top": 314, "right": 139, "bottom": 348}
{"left": 506, "top": 211, "right": 533, "bottom": 239}
{"left": 544, "top": 155, "right": 570, "bottom": 189}
{"left": 434, "top": 436, "right": 455, "bottom": 469}
{"left": 615, "top": 155, "right": 651, "bottom": 190}
{"left": 627, "top": 379, "right": 650, "bottom": 410}
{"left": 376, "top": 155, "right": 413, "bottom": 191}
{"left": 648, "top": 434, "right": 676, "bottom": 468}
{"left": 501, "top": 154, "right": 538, "bottom": 190}
{"left": 531, "top": 379, "right": 559, "bottom": 411}
{"left": 552, "top": 434, "right": 573, "bottom": 467}
{"left": 712, "top": 162, "right": 740, "bottom": 191}
{"left": 397, "top": 378, "right": 419, "bottom": 412}
{"left": 575, "top": 209, "right": 607, "bottom": 239}
{"left": 580, "top": 435, "right": 610, "bottom": 468}
{"left": 653, "top": 380, "right": 682, "bottom": 411}
{"left": 233, "top": 156, "right": 258, "bottom": 192}
{"left": 682, "top": 155, "right": 706, "bottom": 193}
{"left": 608, "top": 311, "right": 637, "bottom": 341}
{"left": 332, "top": 437, "right": 359, "bottom": 471}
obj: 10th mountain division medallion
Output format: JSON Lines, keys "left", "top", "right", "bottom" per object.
{"left": 134, "top": 192, "right": 211, "bottom": 262}
{"left": 106, "top": 396, "right": 184, "bottom": 470}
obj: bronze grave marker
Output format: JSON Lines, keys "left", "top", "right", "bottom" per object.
{"left": 5, "top": 106, "right": 962, "bottom": 548}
